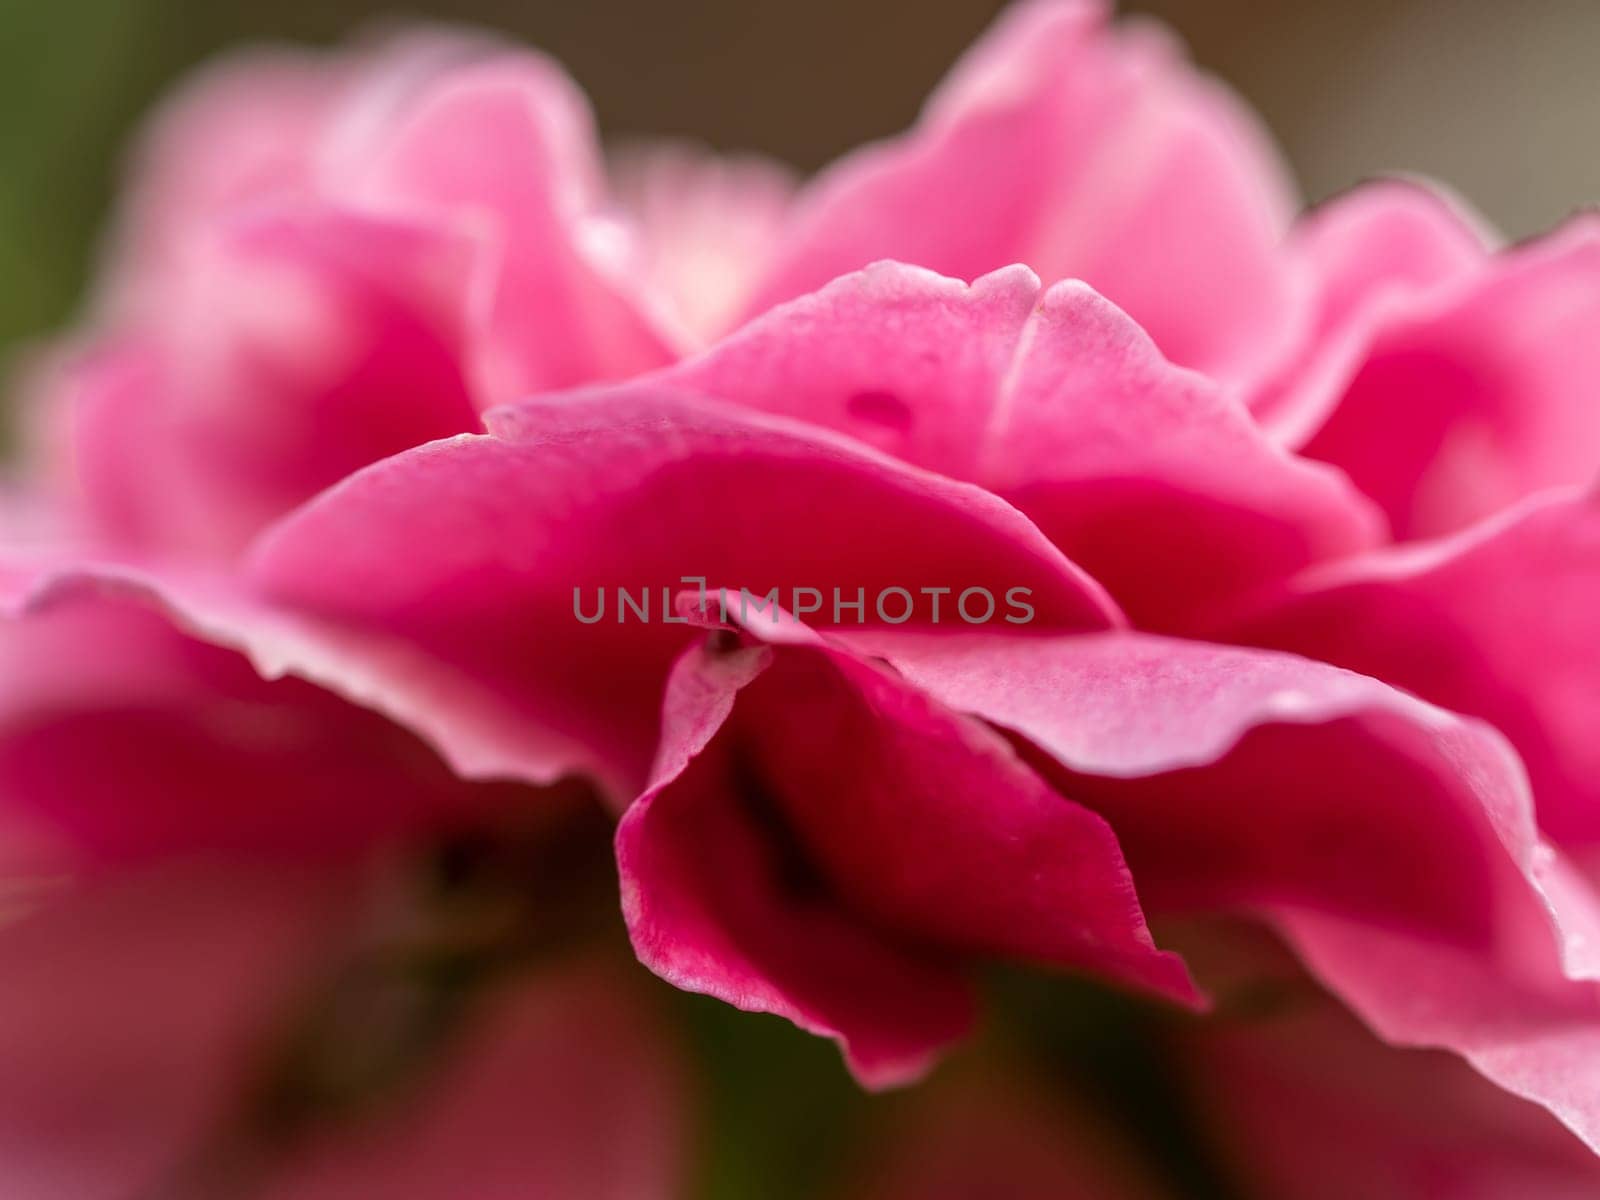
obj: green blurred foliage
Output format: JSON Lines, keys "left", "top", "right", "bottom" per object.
{"left": 0, "top": 0, "right": 150, "bottom": 351}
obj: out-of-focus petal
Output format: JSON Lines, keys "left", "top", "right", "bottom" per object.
{"left": 340, "top": 56, "right": 681, "bottom": 399}
{"left": 838, "top": 1066, "right": 1170, "bottom": 1200}
{"left": 1275, "top": 909, "right": 1600, "bottom": 1158}
{"left": 49, "top": 206, "right": 479, "bottom": 560}
{"left": 609, "top": 140, "right": 796, "bottom": 347}
{"left": 1194, "top": 995, "right": 1600, "bottom": 1199}
{"left": 30, "top": 336, "right": 166, "bottom": 553}
{"left": 1252, "top": 178, "right": 1497, "bottom": 447}
{"left": 619, "top": 623, "right": 1196, "bottom": 1086}
{"left": 257, "top": 958, "right": 689, "bottom": 1200}
{"left": 103, "top": 49, "right": 341, "bottom": 310}
{"left": 657, "top": 262, "right": 1382, "bottom": 629}
{"left": 0, "top": 564, "right": 527, "bottom": 872}
{"left": 744, "top": 0, "right": 1304, "bottom": 393}
{"left": 1230, "top": 486, "right": 1600, "bottom": 847}
{"left": 102, "top": 31, "right": 492, "bottom": 317}
{"left": 247, "top": 393, "right": 1122, "bottom": 797}
{"left": 93, "top": 28, "right": 676, "bottom": 418}
{"left": 0, "top": 863, "right": 350, "bottom": 1200}
{"left": 1292, "top": 214, "right": 1600, "bottom": 540}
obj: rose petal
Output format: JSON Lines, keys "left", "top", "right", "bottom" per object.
{"left": 1252, "top": 177, "right": 1497, "bottom": 447}
{"left": 609, "top": 139, "right": 796, "bottom": 346}
{"left": 342, "top": 56, "right": 680, "bottom": 400}
{"left": 619, "top": 626, "right": 1196, "bottom": 1086}
{"left": 1230, "top": 485, "right": 1600, "bottom": 848}
{"left": 1194, "top": 997, "right": 1600, "bottom": 1200}
{"left": 103, "top": 49, "right": 341, "bottom": 311}
{"left": 1294, "top": 215, "right": 1600, "bottom": 540}
{"left": 841, "top": 627, "right": 1600, "bottom": 1148}
{"left": 0, "top": 564, "right": 526, "bottom": 871}
{"left": 248, "top": 393, "right": 1121, "bottom": 796}
{"left": 838, "top": 630, "right": 1555, "bottom": 945}
{"left": 744, "top": 0, "right": 1303, "bottom": 393}
{"left": 32, "top": 336, "right": 167, "bottom": 552}
{"left": 1275, "top": 910, "right": 1600, "bottom": 1156}
{"left": 257, "top": 958, "right": 689, "bottom": 1200}
{"left": 660, "top": 261, "right": 1382, "bottom": 629}
{"left": 0, "top": 863, "right": 349, "bottom": 1200}
{"left": 103, "top": 30, "right": 494, "bottom": 317}
{"left": 53, "top": 206, "right": 479, "bottom": 559}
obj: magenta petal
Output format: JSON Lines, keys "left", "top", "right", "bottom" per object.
{"left": 103, "top": 49, "right": 343, "bottom": 310}
{"left": 618, "top": 630, "right": 1196, "bottom": 1085}
{"left": 1232, "top": 486, "right": 1600, "bottom": 847}
{"left": 659, "top": 263, "right": 1039, "bottom": 474}
{"left": 744, "top": 0, "right": 1303, "bottom": 392}
{"left": 661, "top": 261, "right": 1381, "bottom": 629}
{"left": 249, "top": 393, "right": 1120, "bottom": 796}
{"left": 842, "top": 1072, "right": 1168, "bottom": 1200}
{"left": 56, "top": 206, "right": 481, "bottom": 560}
{"left": 257, "top": 960, "right": 689, "bottom": 1200}
{"left": 620, "top": 674, "right": 978, "bottom": 1085}
{"left": 966, "top": 273, "right": 1378, "bottom": 630}
{"left": 1196, "top": 998, "right": 1600, "bottom": 1200}
{"left": 844, "top": 630, "right": 1564, "bottom": 947}
{"left": 1296, "top": 215, "right": 1600, "bottom": 540}
{"left": 37, "top": 336, "right": 169, "bottom": 553}
{"left": 0, "top": 863, "right": 346, "bottom": 1200}
{"left": 845, "top": 628, "right": 1600, "bottom": 1144}
{"left": 0, "top": 565, "right": 525, "bottom": 871}
{"left": 1290, "top": 180, "right": 1496, "bottom": 336}
{"left": 344, "top": 57, "right": 680, "bottom": 400}
{"left": 1251, "top": 178, "right": 1496, "bottom": 447}
{"left": 102, "top": 31, "right": 492, "bottom": 317}
{"left": 1276, "top": 910, "right": 1600, "bottom": 1158}
{"left": 609, "top": 140, "right": 796, "bottom": 346}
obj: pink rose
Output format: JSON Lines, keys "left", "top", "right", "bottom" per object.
{"left": 8, "top": 0, "right": 1600, "bottom": 1191}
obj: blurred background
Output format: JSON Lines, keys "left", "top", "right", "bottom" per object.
{"left": 2, "top": 0, "right": 1597, "bottom": 369}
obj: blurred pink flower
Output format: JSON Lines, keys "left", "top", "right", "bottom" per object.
{"left": 24, "top": 0, "right": 1304, "bottom": 562}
